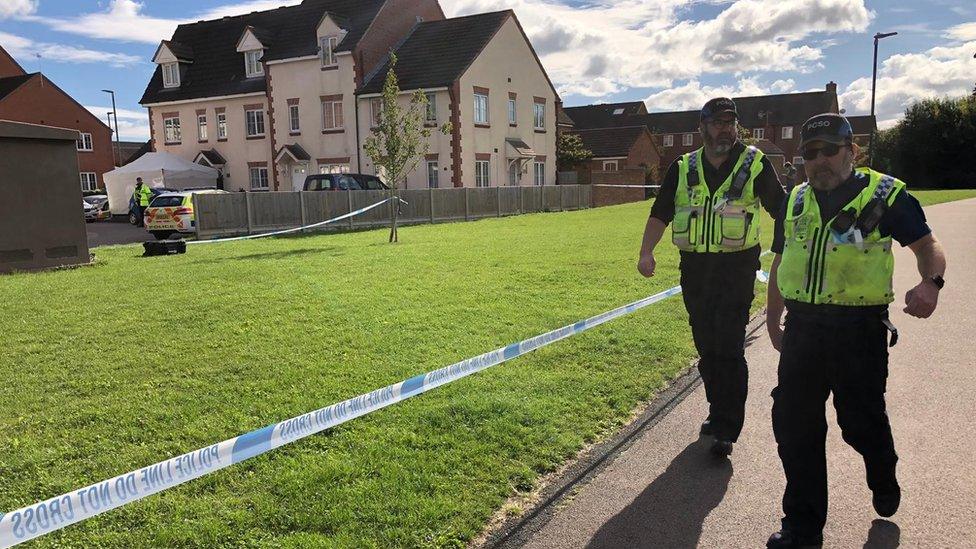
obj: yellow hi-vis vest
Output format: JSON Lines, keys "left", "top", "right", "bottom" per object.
{"left": 135, "top": 185, "right": 151, "bottom": 207}
{"left": 777, "top": 168, "right": 906, "bottom": 306}
{"left": 672, "top": 146, "right": 764, "bottom": 253}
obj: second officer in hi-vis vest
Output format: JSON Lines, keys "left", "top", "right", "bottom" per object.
{"left": 638, "top": 97, "right": 785, "bottom": 457}
{"left": 764, "top": 114, "right": 947, "bottom": 548}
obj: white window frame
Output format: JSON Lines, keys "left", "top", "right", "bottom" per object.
{"left": 80, "top": 172, "right": 98, "bottom": 191}
{"left": 320, "top": 36, "right": 338, "bottom": 67}
{"left": 508, "top": 99, "right": 517, "bottom": 125}
{"left": 534, "top": 161, "right": 545, "bottom": 186}
{"left": 245, "top": 109, "right": 265, "bottom": 137}
{"left": 663, "top": 134, "right": 674, "bottom": 147}
{"left": 425, "top": 93, "right": 436, "bottom": 123}
{"left": 370, "top": 98, "right": 382, "bottom": 127}
{"left": 76, "top": 132, "right": 93, "bottom": 151}
{"left": 162, "top": 62, "right": 180, "bottom": 88}
{"left": 474, "top": 93, "right": 489, "bottom": 125}
{"left": 603, "top": 160, "right": 619, "bottom": 171}
{"left": 475, "top": 160, "right": 490, "bottom": 187}
{"left": 793, "top": 155, "right": 804, "bottom": 166}
{"left": 217, "top": 113, "right": 227, "bottom": 139}
{"left": 289, "top": 105, "right": 300, "bottom": 133}
{"left": 249, "top": 166, "right": 269, "bottom": 190}
{"left": 322, "top": 101, "right": 343, "bottom": 130}
{"left": 426, "top": 161, "right": 439, "bottom": 188}
{"left": 753, "top": 127, "right": 765, "bottom": 140}
{"left": 533, "top": 102, "right": 545, "bottom": 130}
{"left": 197, "top": 114, "right": 207, "bottom": 141}
{"left": 164, "top": 116, "right": 181, "bottom": 144}
{"left": 319, "top": 164, "right": 350, "bottom": 174}
{"left": 782, "top": 126, "right": 794, "bottom": 139}
{"left": 244, "top": 50, "right": 264, "bottom": 78}
{"left": 682, "top": 133, "right": 693, "bottom": 146}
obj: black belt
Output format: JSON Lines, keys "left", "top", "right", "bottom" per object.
{"left": 785, "top": 301, "right": 898, "bottom": 347}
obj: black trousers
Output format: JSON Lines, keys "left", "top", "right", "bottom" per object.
{"left": 679, "top": 247, "right": 759, "bottom": 442}
{"left": 772, "top": 310, "right": 898, "bottom": 538}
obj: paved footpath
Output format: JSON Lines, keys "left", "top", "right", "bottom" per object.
{"left": 519, "top": 198, "right": 976, "bottom": 548}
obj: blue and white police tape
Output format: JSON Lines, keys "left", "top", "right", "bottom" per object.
{"left": 591, "top": 184, "right": 662, "bottom": 188}
{"left": 188, "top": 196, "right": 405, "bottom": 244}
{"left": 0, "top": 269, "right": 773, "bottom": 547}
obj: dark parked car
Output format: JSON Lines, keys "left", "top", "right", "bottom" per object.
{"left": 129, "top": 187, "right": 179, "bottom": 225}
{"left": 303, "top": 173, "right": 389, "bottom": 191}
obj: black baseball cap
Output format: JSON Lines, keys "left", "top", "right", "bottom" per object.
{"left": 799, "top": 113, "right": 853, "bottom": 149}
{"left": 701, "top": 97, "right": 737, "bottom": 121}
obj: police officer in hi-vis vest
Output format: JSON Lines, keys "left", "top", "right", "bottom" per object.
{"left": 765, "top": 113, "right": 947, "bottom": 548}
{"left": 638, "top": 98, "right": 785, "bottom": 457}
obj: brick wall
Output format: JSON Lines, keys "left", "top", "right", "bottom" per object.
{"left": 354, "top": 0, "right": 446, "bottom": 85}
{"left": 0, "top": 75, "right": 114, "bottom": 187}
{"left": 591, "top": 168, "right": 646, "bottom": 207}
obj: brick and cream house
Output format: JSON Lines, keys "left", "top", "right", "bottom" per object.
{"left": 140, "top": 0, "right": 558, "bottom": 192}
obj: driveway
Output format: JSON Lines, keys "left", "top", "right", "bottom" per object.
{"left": 86, "top": 220, "right": 151, "bottom": 247}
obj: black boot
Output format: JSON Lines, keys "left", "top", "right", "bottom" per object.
{"left": 766, "top": 529, "right": 823, "bottom": 548}
{"left": 709, "top": 438, "right": 733, "bottom": 457}
{"left": 700, "top": 419, "right": 714, "bottom": 437}
{"left": 872, "top": 483, "right": 901, "bottom": 517}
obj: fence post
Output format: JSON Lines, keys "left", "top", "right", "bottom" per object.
{"left": 497, "top": 187, "right": 502, "bottom": 217}
{"left": 520, "top": 186, "right": 524, "bottom": 214}
{"left": 299, "top": 191, "right": 308, "bottom": 233}
{"left": 559, "top": 185, "right": 565, "bottom": 212}
{"left": 429, "top": 187, "right": 435, "bottom": 224}
{"left": 245, "top": 192, "right": 253, "bottom": 235}
{"left": 464, "top": 187, "right": 470, "bottom": 221}
{"left": 348, "top": 189, "right": 354, "bottom": 229}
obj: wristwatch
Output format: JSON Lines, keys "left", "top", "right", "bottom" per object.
{"left": 927, "top": 275, "right": 945, "bottom": 290}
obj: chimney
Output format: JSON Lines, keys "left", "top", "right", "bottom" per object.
{"left": 826, "top": 81, "right": 837, "bottom": 95}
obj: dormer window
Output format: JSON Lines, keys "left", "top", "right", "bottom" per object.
{"left": 245, "top": 50, "right": 264, "bottom": 78}
{"left": 162, "top": 62, "right": 180, "bottom": 88}
{"left": 320, "top": 36, "right": 338, "bottom": 67}
{"left": 613, "top": 108, "right": 624, "bottom": 115}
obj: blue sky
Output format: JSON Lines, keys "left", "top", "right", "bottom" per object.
{"left": 1, "top": 0, "right": 973, "bottom": 140}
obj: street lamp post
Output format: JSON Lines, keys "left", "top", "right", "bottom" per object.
{"left": 869, "top": 31, "right": 897, "bottom": 168}
{"left": 101, "top": 89, "right": 122, "bottom": 166}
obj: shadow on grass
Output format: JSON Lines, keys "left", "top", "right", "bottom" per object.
{"left": 585, "top": 439, "right": 733, "bottom": 548}
{"left": 228, "top": 247, "right": 345, "bottom": 261}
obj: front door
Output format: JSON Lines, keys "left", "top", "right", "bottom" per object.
{"left": 292, "top": 164, "right": 308, "bottom": 191}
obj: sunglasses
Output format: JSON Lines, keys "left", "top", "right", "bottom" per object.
{"left": 707, "top": 118, "right": 736, "bottom": 129}
{"left": 801, "top": 143, "right": 847, "bottom": 161}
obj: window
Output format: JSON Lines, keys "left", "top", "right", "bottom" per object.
{"left": 80, "top": 172, "right": 97, "bottom": 191}
{"left": 682, "top": 133, "right": 693, "bottom": 146}
{"left": 793, "top": 156, "right": 804, "bottom": 166}
{"left": 322, "top": 101, "right": 343, "bottom": 130}
{"left": 533, "top": 102, "right": 545, "bottom": 130}
{"left": 245, "top": 50, "right": 264, "bottom": 78}
{"left": 427, "top": 161, "right": 439, "bottom": 188}
{"left": 76, "top": 133, "right": 93, "bottom": 151}
{"left": 475, "top": 160, "right": 490, "bottom": 187}
{"left": 249, "top": 167, "right": 269, "bottom": 190}
{"left": 508, "top": 98, "right": 516, "bottom": 125}
{"left": 474, "top": 93, "right": 489, "bottom": 125}
{"left": 663, "top": 134, "right": 674, "bottom": 147}
{"left": 320, "top": 164, "right": 350, "bottom": 174}
{"left": 217, "top": 113, "right": 227, "bottom": 139}
{"left": 162, "top": 62, "right": 180, "bottom": 88}
{"left": 603, "top": 160, "right": 619, "bottom": 171}
{"left": 245, "top": 109, "right": 265, "bottom": 137}
{"left": 782, "top": 126, "right": 794, "bottom": 139}
{"left": 425, "top": 93, "right": 436, "bottom": 123}
{"left": 370, "top": 98, "right": 382, "bottom": 127}
{"left": 197, "top": 115, "right": 208, "bottom": 141}
{"left": 320, "top": 36, "right": 338, "bottom": 67}
{"left": 613, "top": 108, "right": 625, "bottom": 115}
{"left": 534, "top": 161, "right": 545, "bottom": 186}
{"left": 289, "top": 105, "right": 300, "bottom": 133}
{"left": 164, "top": 116, "right": 181, "bottom": 144}
{"left": 753, "top": 128, "right": 765, "bottom": 140}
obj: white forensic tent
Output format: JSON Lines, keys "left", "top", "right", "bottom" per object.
{"left": 103, "top": 152, "right": 219, "bottom": 214}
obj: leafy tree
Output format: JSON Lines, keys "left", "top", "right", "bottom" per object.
{"left": 556, "top": 132, "right": 592, "bottom": 170}
{"left": 363, "top": 53, "right": 451, "bottom": 242}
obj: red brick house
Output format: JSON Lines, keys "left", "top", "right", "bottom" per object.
{"left": 569, "top": 125, "right": 660, "bottom": 184}
{"left": 0, "top": 45, "right": 114, "bottom": 191}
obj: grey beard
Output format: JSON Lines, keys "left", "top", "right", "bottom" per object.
{"left": 712, "top": 142, "right": 732, "bottom": 154}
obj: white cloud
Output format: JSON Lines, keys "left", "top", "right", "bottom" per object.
{"left": 443, "top": 0, "right": 871, "bottom": 97}
{"left": 0, "top": 0, "right": 36, "bottom": 19}
{"left": 945, "top": 22, "right": 976, "bottom": 42}
{"left": 84, "top": 105, "right": 150, "bottom": 140}
{"left": 839, "top": 39, "right": 976, "bottom": 128}
{"left": 641, "top": 77, "right": 775, "bottom": 111}
{"left": 21, "top": 0, "right": 297, "bottom": 44}
{"left": 771, "top": 79, "right": 796, "bottom": 93}
{"left": 0, "top": 31, "right": 142, "bottom": 66}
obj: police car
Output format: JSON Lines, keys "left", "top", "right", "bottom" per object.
{"left": 144, "top": 189, "right": 228, "bottom": 240}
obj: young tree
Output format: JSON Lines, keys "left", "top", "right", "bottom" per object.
{"left": 363, "top": 53, "right": 451, "bottom": 242}
{"left": 556, "top": 132, "right": 593, "bottom": 171}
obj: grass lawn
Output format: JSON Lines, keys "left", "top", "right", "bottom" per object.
{"left": 2, "top": 188, "right": 969, "bottom": 547}
{"left": 910, "top": 188, "right": 976, "bottom": 207}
